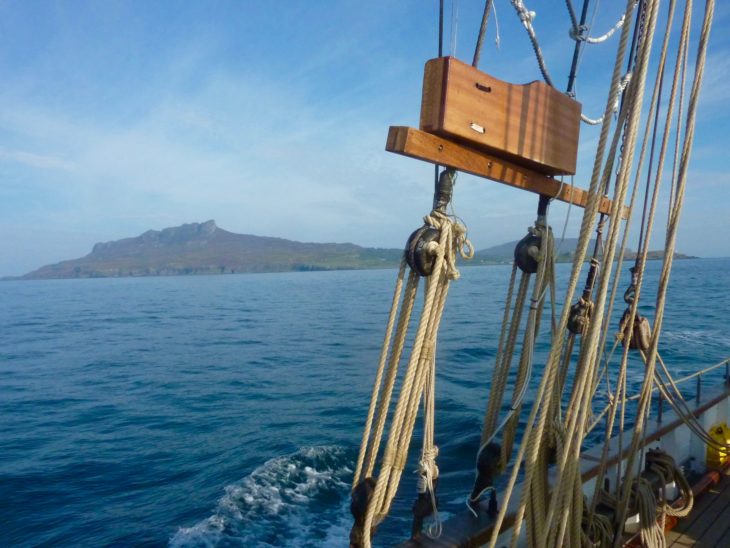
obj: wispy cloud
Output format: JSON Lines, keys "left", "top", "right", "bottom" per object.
{"left": 0, "top": 147, "right": 75, "bottom": 171}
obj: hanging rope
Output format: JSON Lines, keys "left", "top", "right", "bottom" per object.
{"left": 351, "top": 169, "right": 472, "bottom": 548}
{"left": 480, "top": 0, "right": 657, "bottom": 544}
{"left": 612, "top": 2, "right": 715, "bottom": 544}
{"left": 510, "top": 0, "right": 554, "bottom": 87}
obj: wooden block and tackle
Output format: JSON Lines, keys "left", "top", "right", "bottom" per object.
{"left": 386, "top": 56, "right": 629, "bottom": 219}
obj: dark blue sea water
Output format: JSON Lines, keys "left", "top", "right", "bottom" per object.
{"left": 1, "top": 259, "right": 728, "bottom": 546}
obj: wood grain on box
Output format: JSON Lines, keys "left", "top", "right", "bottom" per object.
{"left": 420, "top": 57, "right": 581, "bottom": 175}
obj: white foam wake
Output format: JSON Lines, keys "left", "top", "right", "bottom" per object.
{"left": 170, "top": 446, "right": 353, "bottom": 547}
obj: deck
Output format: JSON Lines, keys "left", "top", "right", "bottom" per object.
{"left": 667, "top": 467, "right": 730, "bottom": 547}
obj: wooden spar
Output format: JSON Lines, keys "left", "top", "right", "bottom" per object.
{"left": 386, "top": 126, "right": 630, "bottom": 219}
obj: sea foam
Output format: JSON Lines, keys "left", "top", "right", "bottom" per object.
{"left": 170, "top": 446, "right": 352, "bottom": 547}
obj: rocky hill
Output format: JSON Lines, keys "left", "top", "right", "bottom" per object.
{"left": 11, "top": 222, "right": 696, "bottom": 280}
{"left": 16, "top": 220, "right": 403, "bottom": 279}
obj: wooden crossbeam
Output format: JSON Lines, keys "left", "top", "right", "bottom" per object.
{"left": 386, "top": 126, "right": 630, "bottom": 219}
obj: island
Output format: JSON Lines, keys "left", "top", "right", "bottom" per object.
{"left": 8, "top": 220, "right": 696, "bottom": 280}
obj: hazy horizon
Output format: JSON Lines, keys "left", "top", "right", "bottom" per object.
{"left": 2, "top": 2, "right": 729, "bottom": 277}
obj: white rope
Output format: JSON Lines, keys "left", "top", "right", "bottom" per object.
{"left": 493, "top": 0, "right": 501, "bottom": 49}
{"left": 570, "top": 2, "right": 638, "bottom": 45}
{"left": 581, "top": 72, "right": 633, "bottom": 125}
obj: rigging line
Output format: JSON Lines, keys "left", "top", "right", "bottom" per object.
{"left": 566, "top": 0, "right": 580, "bottom": 31}
{"left": 554, "top": 176, "right": 574, "bottom": 259}
{"left": 572, "top": 3, "right": 636, "bottom": 45}
{"left": 585, "top": 109, "right": 652, "bottom": 519}
{"left": 623, "top": 358, "right": 730, "bottom": 401}
{"left": 434, "top": 0, "right": 444, "bottom": 222}
{"left": 668, "top": 4, "right": 691, "bottom": 220}
{"left": 474, "top": 226, "right": 554, "bottom": 472}
{"left": 591, "top": 0, "right": 674, "bottom": 389}
{"left": 575, "top": 0, "right": 645, "bottom": 305}
{"left": 612, "top": 1, "right": 714, "bottom": 538}
{"left": 544, "top": 0, "right": 659, "bottom": 540}
{"left": 438, "top": 0, "right": 444, "bottom": 56}
{"left": 566, "top": 0, "right": 592, "bottom": 96}
{"left": 450, "top": 0, "right": 459, "bottom": 57}
{"left": 493, "top": 2, "right": 501, "bottom": 49}
{"left": 472, "top": 0, "right": 493, "bottom": 67}
{"left": 635, "top": 68, "right": 667, "bottom": 266}
{"left": 510, "top": 0, "right": 555, "bottom": 87}
{"left": 573, "top": 0, "right": 601, "bottom": 98}
{"left": 487, "top": 0, "right": 642, "bottom": 541}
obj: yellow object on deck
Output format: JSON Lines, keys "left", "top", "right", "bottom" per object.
{"left": 706, "top": 422, "right": 730, "bottom": 469}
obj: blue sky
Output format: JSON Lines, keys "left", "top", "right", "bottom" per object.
{"left": 0, "top": 1, "right": 728, "bottom": 276}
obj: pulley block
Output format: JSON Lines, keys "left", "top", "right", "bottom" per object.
{"left": 514, "top": 230, "right": 542, "bottom": 274}
{"left": 406, "top": 225, "right": 440, "bottom": 277}
{"left": 567, "top": 298, "right": 593, "bottom": 335}
{"left": 349, "top": 477, "right": 376, "bottom": 548}
{"left": 619, "top": 308, "right": 652, "bottom": 352}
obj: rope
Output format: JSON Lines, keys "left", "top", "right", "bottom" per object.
{"left": 355, "top": 201, "right": 472, "bottom": 547}
{"left": 584, "top": 0, "right": 679, "bottom": 526}
{"left": 480, "top": 265, "right": 525, "bottom": 445}
{"left": 565, "top": 0, "right": 580, "bottom": 30}
{"left": 532, "top": 0, "right": 662, "bottom": 543}
{"left": 624, "top": 357, "right": 730, "bottom": 402}
{"left": 484, "top": 1, "right": 642, "bottom": 544}
{"left": 472, "top": 0, "right": 494, "bottom": 68}
{"left": 417, "top": 351, "right": 442, "bottom": 538}
{"left": 543, "top": 0, "right": 656, "bottom": 542}
{"left": 613, "top": 2, "right": 715, "bottom": 543}
{"left": 510, "top": 0, "right": 554, "bottom": 87}
{"left": 581, "top": 73, "right": 632, "bottom": 125}
{"left": 472, "top": 212, "right": 556, "bottom": 514}
{"left": 570, "top": 4, "right": 636, "bottom": 44}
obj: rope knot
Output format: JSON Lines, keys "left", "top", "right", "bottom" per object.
{"left": 569, "top": 24, "right": 589, "bottom": 41}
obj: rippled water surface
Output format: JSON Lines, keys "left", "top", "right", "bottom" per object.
{"left": 1, "top": 259, "right": 728, "bottom": 546}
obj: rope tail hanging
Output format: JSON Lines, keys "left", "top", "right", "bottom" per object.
{"left": 469, "top": 194, "right": 557, "bottom": 521}
{"left": 350, "top": 168, "right": 472, "bottom": 548}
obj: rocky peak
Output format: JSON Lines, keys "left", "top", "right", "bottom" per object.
{"left": 91, "top": 220, "right": 218, "bottom": 255}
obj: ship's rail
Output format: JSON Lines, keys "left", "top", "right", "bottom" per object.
{"left": 400, "top": 367, "right": 730, "bottom": 547}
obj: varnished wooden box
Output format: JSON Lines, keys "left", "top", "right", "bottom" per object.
{"left": 420, "top": 57, "right": 581, "bottom": 175}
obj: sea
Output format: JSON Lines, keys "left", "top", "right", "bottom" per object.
{"left": 1, "top": 258, "right": 728, "bottom": 547}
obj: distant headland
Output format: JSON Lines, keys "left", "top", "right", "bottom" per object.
{"left": 6, "top": 220, "right": 697, "bottom": 281}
